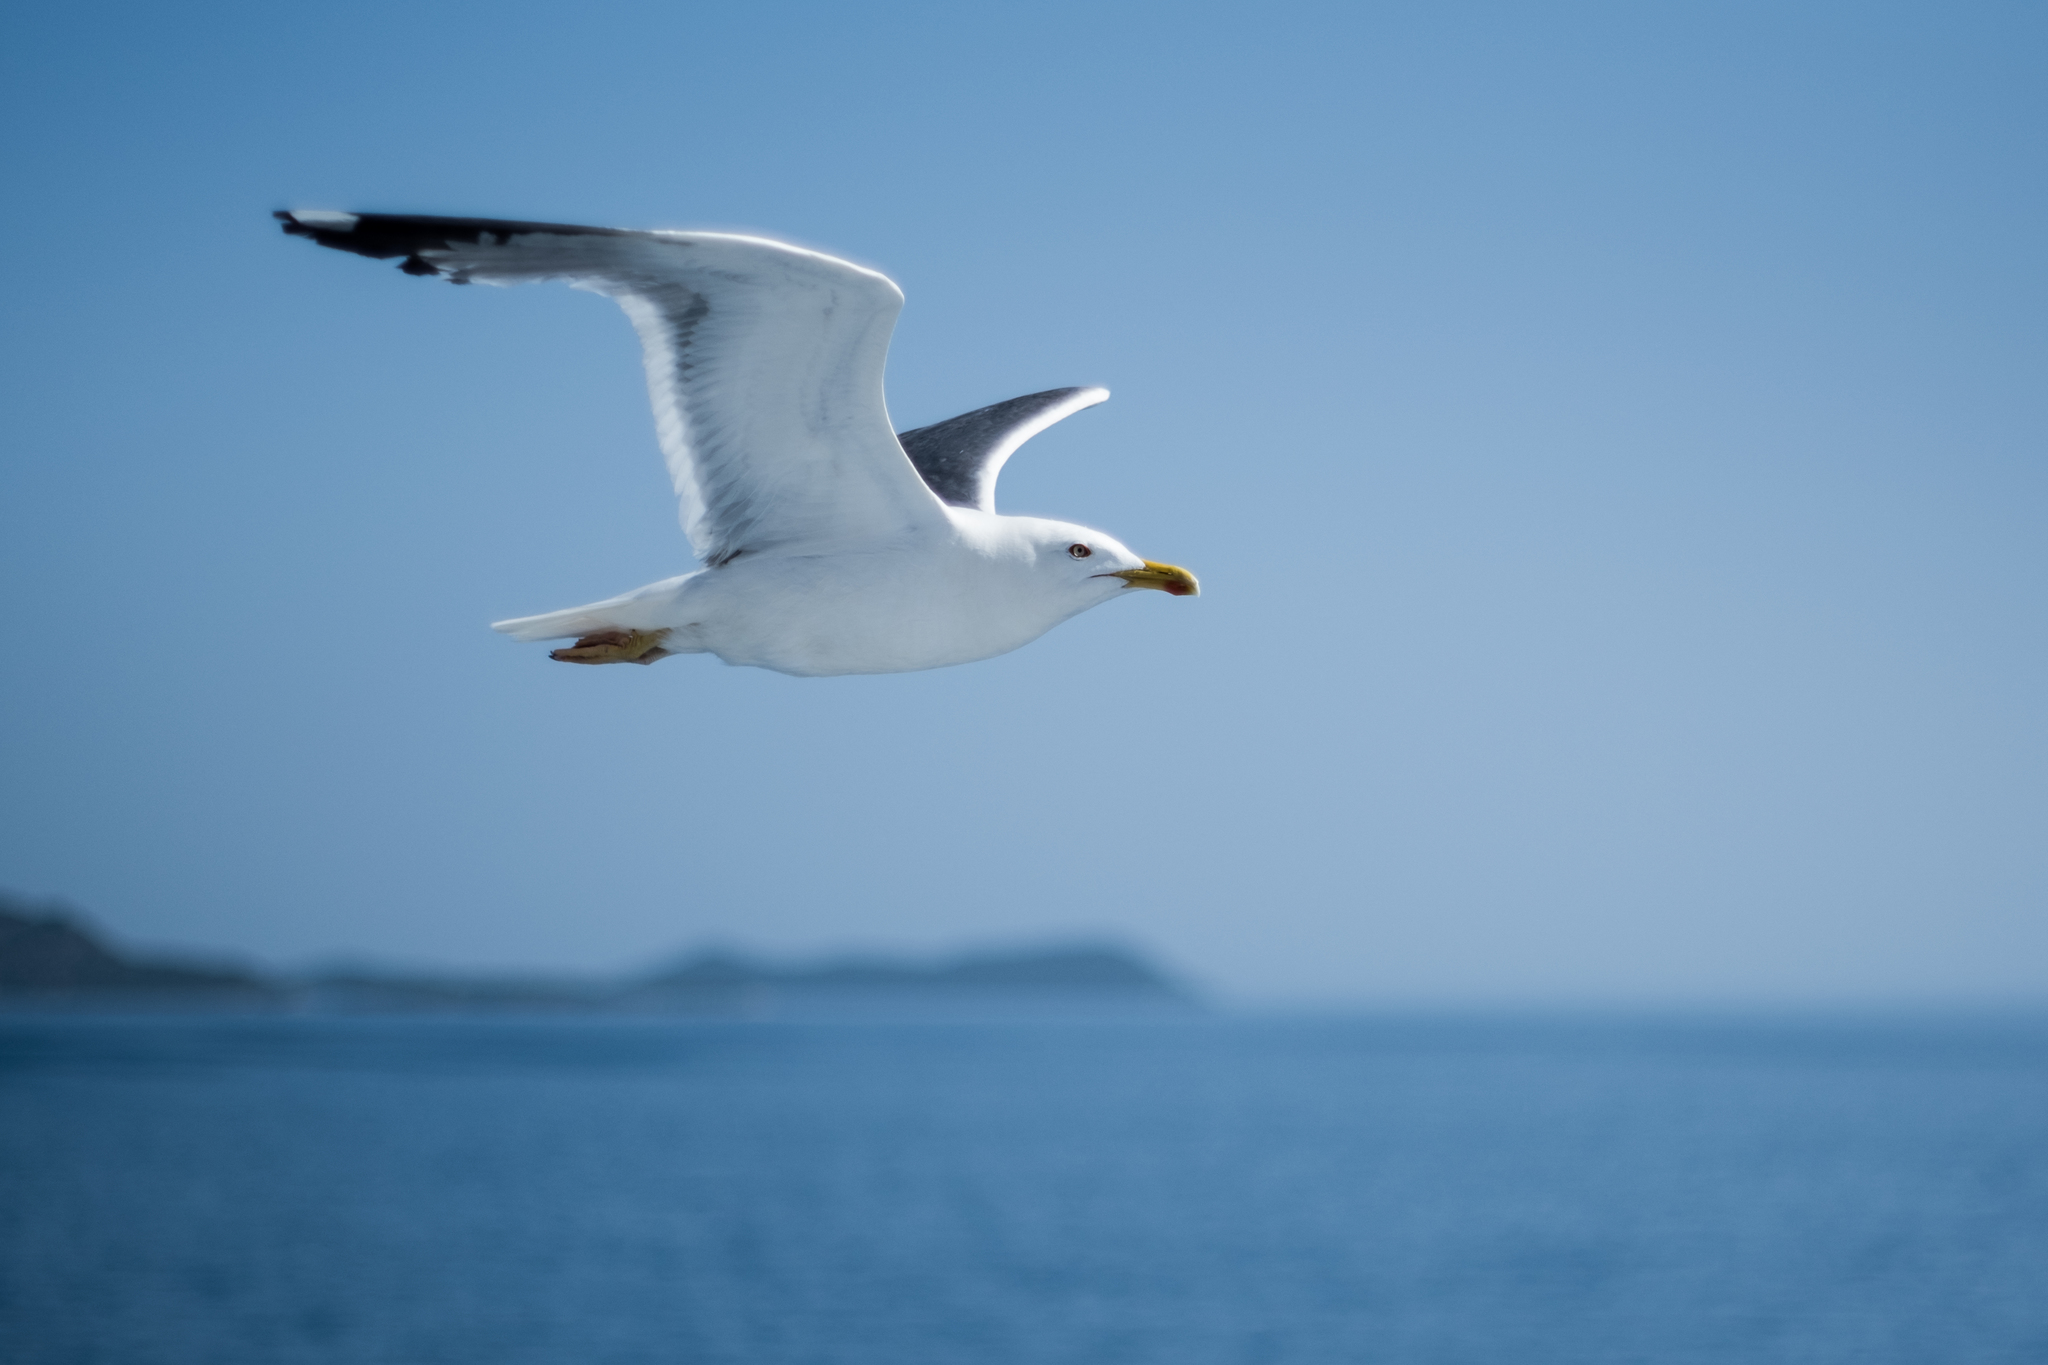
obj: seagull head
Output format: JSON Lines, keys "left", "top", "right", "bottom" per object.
{"left": 1024, "top": 519, "right": 1200, "bottom": 603}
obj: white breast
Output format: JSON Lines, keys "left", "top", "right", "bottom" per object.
{"left": 675, "top": 526, "right": 1112, "bottom": 677}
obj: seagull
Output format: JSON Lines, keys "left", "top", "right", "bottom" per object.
{"left": 277, "top": 211, "right": 1198, "bottom": 677}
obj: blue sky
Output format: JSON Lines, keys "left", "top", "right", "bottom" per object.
{"left": 3, "top": 1, "right": 2044, "bottom": 1004}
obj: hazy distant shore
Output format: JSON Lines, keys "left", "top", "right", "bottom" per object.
{"left": 0, "top": 897, "right": 1195, "bottom": 1017}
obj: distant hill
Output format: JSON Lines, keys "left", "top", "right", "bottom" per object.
{"left": 624, "top": 944, "right": 1193, "bottom": 1015}
{"left": 308, "top": 945, "right": 1195, "bottom": 1016}
{"left": 0, "top": 897, "right": 280, "bottom": 1001}
{"left": 1, "top": 894, "right": 1194, "bottom": 1015}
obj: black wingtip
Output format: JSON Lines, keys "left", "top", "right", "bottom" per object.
{"left": 275, "top": 209, "right": 631, "bottom": 271}
{"left": 275, "top": 208, "right": 381, "bottom": 255}
{"left": 277, "top": 209, "right": 462, "bottom": 279}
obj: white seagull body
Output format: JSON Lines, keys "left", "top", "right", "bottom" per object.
{"left": 279, "top": 211, "right": 1197, "bottom": 677}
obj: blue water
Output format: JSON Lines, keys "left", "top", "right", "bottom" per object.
{"left": 2, "top": 1013, "right": 2045, "bottom": 1364}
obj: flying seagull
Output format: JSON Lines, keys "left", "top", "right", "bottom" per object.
{"left": 277, "top": 210, "right": 1197, "bottom": 677}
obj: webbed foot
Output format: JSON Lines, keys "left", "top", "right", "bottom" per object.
{"left": 549, "top": 628, "right": 674, "bottom": 665}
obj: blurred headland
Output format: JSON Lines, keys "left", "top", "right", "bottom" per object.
{"left": 0, "top": 894, "right": 1196, "bottom": 1018}
{"left": 0, "top": 896, "right": 276, "bottom": 1004}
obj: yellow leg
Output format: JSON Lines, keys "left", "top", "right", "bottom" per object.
{"left": 549, "top": 628, "right": 674, "bottom": 666}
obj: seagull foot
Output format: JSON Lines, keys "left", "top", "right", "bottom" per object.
{"left": 549, "top": 628, "right": 674, "bottom": 666}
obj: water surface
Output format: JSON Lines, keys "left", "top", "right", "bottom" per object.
{"left": 3, "top": 1012, "right": 2044, "bottom": 1363}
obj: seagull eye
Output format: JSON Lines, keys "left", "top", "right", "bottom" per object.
{"left": 1068, "top": 543, "right": 1092, "bottom": 559}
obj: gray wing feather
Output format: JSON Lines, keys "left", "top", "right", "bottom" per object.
{"left": 896, "top": 387, "right": 1109, "bottom": 513}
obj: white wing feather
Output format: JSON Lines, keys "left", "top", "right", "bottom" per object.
{"left": 284, "top": 214, "right": 947, "bottom": 563}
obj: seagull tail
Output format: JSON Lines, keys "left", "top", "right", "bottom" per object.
{"left": 490, "top": 577, "right": 696, "bottom": 643}
{"left": 491, "top": 606, "right": 626, "bottom": 643}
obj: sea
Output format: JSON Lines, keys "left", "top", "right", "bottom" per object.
{"left": 2, "top": 1010, "right": 2045, "bottom": 1364}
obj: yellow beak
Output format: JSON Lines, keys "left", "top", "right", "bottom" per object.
{"left": 1103, "top": 561, "right": 1200, "bottom": 597}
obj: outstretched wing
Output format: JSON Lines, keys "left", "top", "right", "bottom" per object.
{"left": 278, "top": 210, "right": 947, "bottom": 563}
{"left": 895, "top": 387, "right": 1109, "bottom": 513}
